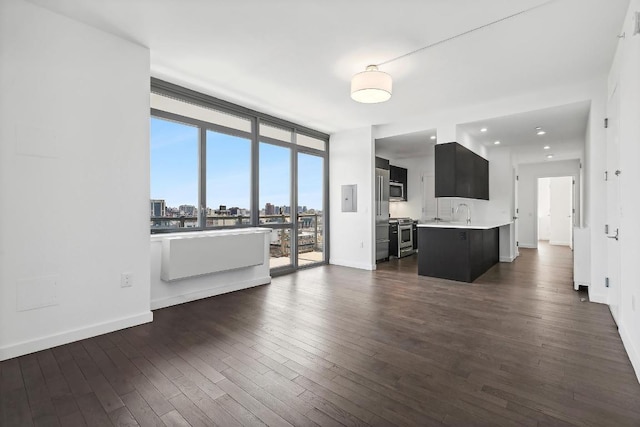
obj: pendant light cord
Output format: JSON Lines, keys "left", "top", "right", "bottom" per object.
{"left": 376, "top": 0, "right": 559, "bottom": 67}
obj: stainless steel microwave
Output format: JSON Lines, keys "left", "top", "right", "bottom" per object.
{"left": 389, "top": 182, "right": 404, "bottom": 201}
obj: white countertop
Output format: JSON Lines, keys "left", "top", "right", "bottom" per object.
{"left": 417, "top": 220, "right": 512, "bottom": 230}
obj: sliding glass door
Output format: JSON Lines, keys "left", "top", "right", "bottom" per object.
{"left": 297, "top": 152, "right": 325, "bottom": 266}
{"left": 259, "top": 141, "right": 293, "bottom": 269}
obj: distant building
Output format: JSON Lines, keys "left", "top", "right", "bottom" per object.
{"left": 179, "top": 204, "right": 197, "bottom": 216}
{"left": 265, "top": 203, "right": 275, "bottom": 215}
{"left": 150, "top": 199, "right": 165, "bottom": 217}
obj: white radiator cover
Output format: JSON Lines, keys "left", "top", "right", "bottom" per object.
{"left": 160, "top": 230, "right": 267, "bottom": 281}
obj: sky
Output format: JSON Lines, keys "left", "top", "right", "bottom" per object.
{"left": 150, "top": 117, "right": 323, "bottom": 211}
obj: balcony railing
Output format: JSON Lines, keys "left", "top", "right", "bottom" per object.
{"left": 150, "top": 213, "right": 323, "bottom": 256}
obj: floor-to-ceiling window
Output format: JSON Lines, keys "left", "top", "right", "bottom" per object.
{"left": 149, "top": 79, "right": 329, "bottom": 273}
{"left": 150, "top": 117, "right": 199, "bottom": 230}
{"left": 297, "top": 151, "right": 325, "bottom": 266}
{"left": 259, "top": 139, "right": 292, "bottom": 269}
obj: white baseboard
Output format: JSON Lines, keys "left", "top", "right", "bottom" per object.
{"left": 0, "top": 311, "right": 153, "bottom": 362}
{"left": 329, "top": 259, "right": 375, "bottom": 271}
{"left": 619, "top": 324, "right": 640, "bottom": 385}
{"left": 518, "top": 243, "right": 537, "bottom": 249}
{"left": 550, "top": 240, "right": 571, "bottom": 246}
{"left": 499, "top": 255, "right": 517, "bottom": 263}
{"left": 151, "top": 276, "right": 271, "bottom": 310}
{"left": 589, "top": 291, "right": 608, "bottom": 304}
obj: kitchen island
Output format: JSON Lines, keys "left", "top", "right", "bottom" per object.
{"left": 417, "top": 221, "right": 512, "bottom": 282}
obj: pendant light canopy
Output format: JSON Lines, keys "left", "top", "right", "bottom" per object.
{"left": 350, "top": 65, "right": 392, "bottom": 103}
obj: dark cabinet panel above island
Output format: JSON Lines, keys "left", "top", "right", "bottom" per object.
{"left": 435, "top": 142, "right": 489, "bottom": 200}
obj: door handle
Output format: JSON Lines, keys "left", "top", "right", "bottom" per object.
{"left": 607, "top": 228, "right": 619, "bottom": 240}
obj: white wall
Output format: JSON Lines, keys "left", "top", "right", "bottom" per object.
{"left": 517, "top": 160, "right": 581, "bottom": 248}
{"left": 329, "top": 127, "right": 375, "bottom": 270}
{"left": 472, "top": 148, "right": 514, "bottom": 223}
{"left": 0, "top": 0, "right": 152, "bottom": 360}
{"left": 610, "top": 0, "right": 640, "bottom": 383}
{"left": 388, "top": 155, "right": 432, "bottom": 220}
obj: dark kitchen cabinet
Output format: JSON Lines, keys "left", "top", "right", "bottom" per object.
{"left": 418, "top": 226, "right": 499, "bottom": 282}
{"left": 476, "top": 158, "right": 489, "bottom": 200}
{"left": 412, "top": 221, "right": 418, "bottom": 250}
{"left": 389, "top": 165, "right": 408, "bottom": 201}
{"left": 435, "top": 142, "right": 489, "bottom": 200}
{"left": 375, "top": 156, "right": 390, "bottom": 170}
{"left": 389, "top": 165, "right": 407, "bottom": 183}
{"left": 389, "top": 222, "right": 399, "bottom": 257}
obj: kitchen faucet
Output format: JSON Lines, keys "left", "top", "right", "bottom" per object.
{"left": 456, "top": 203, "right": 471, "bottom": 224}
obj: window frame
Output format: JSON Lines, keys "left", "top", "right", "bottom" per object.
{"left": 150, "top": 78, "right": 330, "bottom": 271}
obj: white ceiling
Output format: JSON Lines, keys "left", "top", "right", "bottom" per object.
{"left": 28, "top": 0, "right": 628, "bottom": 136}
{"left": 374, "top": 101, "right": 589, "bottom": 161}
{"left": 459, "top": 101, "right": 590, "bottom": 148}
{"left": 461, "top": 100, "right": 590, "bottom": 162}
{"left": 376, "top": 129, "right": 437, "bottom": 160}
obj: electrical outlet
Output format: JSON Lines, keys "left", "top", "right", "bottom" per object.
{"left": 121, "top": 272, "right": 133, "bottom": 288}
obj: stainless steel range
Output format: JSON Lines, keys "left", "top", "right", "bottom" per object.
{"left": 391, "top": 217, "right": 416, "bottom": 258}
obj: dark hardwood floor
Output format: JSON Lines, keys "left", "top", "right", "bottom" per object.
{"left": 2, "top": 243, "right": 640, "bottom": 426}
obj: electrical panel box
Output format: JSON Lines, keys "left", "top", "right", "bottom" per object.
{"left": 341, "top": 184, "right": 357, "bottom": 212}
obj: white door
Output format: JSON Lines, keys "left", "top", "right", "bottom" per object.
{"left": 606, "top": 84, "right": 622, "bottom": 325}
{"left": 549, "top": 176, "right": 573, "bottom": 247}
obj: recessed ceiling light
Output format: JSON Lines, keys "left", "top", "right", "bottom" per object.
{"left": 430, "top": 136, "right": 436, "bottom": 140}
{"left": 537, "top": 130, "right": 546, "bottom": 136}
{"left": 480, "top": 128, "right": 488, "bottom": 132}
{"left": 543, "top": 145, "right": 550, "bottom": 150}
{"left": 535, "top": 127, "right": 542, "bottom": 130}
{"left": 547, "top": 154, "right": 554, "bottom": 159}
{"left": 494, "top": 141, "right": 501, "bottom": 145}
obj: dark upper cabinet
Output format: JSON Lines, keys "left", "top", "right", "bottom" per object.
{"left": 476, "top": 156, "right": 489, "bottom": 200}
{"left": 375, "top": 156, "right": 390, "bottom": 170}
{"left": 389, "top": 164, "right": 408, "bottom": 201}
{"left": 435, "top": 142, "right": 489, "bottom": 200}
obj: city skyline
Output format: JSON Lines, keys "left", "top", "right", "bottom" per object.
{"left": 151, "top": 198, "right": 320, "bottom": 218}
{"left": 151, "top": 117, "right": 323, "bottom": 211}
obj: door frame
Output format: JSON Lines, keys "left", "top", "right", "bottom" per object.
{"left": 606, "top": 82, "right": 622, "bottom": 325}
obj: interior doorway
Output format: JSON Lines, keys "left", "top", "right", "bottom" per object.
{"left": 537, "top": 176, "right": 574, "bottom": 248}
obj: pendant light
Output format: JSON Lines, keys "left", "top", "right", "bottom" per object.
{"left": 350, "top": 65, "right": 392, "bottom": 103}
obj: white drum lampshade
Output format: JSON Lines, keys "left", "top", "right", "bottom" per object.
{"left": 350, "top": 65, "right": 392, "bottom": 103}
